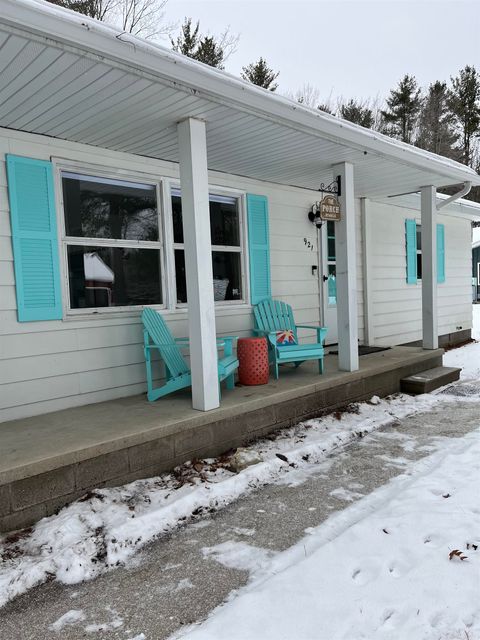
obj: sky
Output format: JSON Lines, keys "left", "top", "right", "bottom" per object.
{"left": 163, "top": 0, "right": 480, "bottom": 105}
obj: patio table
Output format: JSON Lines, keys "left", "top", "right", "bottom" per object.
{"left": 237, "top": 337, "right": 269, "bottom": 385}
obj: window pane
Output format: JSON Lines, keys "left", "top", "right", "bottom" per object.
{"left": 67, "top": 245, "right": 161, "bottom": 308}
{"left": 327, "top": 220, "right": 336, "bottom": 260}
{"left": 174, "top": 249, "right": 243, "bottom": 303}
{"left": 171, "top": 193, "right": 240, "bottom": 246}
{"left": 172, "top": 195, "right": 184, "bottom": 244}
{"left": 416, "top": 226, "right": 422, "bottom": 251}
{"left": 210, "top": 199, "right": 240, "bottom": 246}
{"left": 212, "top": 251, "right": 242, "bottom": 300}
{"left": 417, "top": 253, "right": 422, "bottom": 280}
{"left": 174, "top": 249, "right": 187, "bottom": 303}
{"left": 62, "top": 173, "right": 158, "bottom": 241}
{"left": 327, "top": 264, "right": 336, "bottom": 305}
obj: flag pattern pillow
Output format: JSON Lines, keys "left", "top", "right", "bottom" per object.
{"left": 276, "top": 329, "right": 296, "bottom": 345}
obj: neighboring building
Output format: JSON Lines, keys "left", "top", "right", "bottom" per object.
{"left": 473, "top": 240, "right": 480, "bottom": 302}
{"left": 1, "top": 0, "right": 480, "bottom": 423}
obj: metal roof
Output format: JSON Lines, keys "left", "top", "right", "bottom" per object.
{"left": 1, "top": 0, "right": 480, "bottom": 198}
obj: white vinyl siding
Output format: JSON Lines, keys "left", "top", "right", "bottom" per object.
{"left": 0, "top": 127, "right": 324, "bottom": 422}
{"left": 367, "top": 200, "right": 472, "bottom": 346}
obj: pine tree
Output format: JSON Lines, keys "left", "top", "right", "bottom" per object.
{"left": 448, "top": 65, "right": 480, "bottom": 165}
{"left": 241, "top": 58, "right": 279, "bottom": 91}
{"left": 381, "top": 75, "right": 422, "bottom": 143}
{"left": 339, "top": 99, "right": 374, "bottom": 129}
{"left": 170, "top": 18, "right": 200, "bottom": 57}
{"left": 317, "top": 103, "right": 334, "bottom": 115}
{"left": 195, "top": 36, "right": 225, "bottom": 68}
{"left": 416, "top": 81, "right": 459, "bottom": 159}
{"left": 171, "top": 18, "right": 237, "bottom": 69}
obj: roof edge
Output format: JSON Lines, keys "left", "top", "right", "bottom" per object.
{"left": 2, "top": 0, "right": 480, "bottom": 187}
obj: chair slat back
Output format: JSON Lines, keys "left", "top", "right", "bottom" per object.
{"left": 254, "top": 298, "right": 298, "bottom": 341}
{"left": 142, "top": 308, "right": 190, "bottom": 377}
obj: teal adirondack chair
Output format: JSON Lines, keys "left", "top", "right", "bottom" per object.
{"left": 142, "top": 308, "right": 239, "bottom": 402}
{"left": 253, "top": 299, "right": 327, "bottom": 379}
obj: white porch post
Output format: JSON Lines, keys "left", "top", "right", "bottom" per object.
{"left": 333, "top": 161, "right": 359, "bottom": 371}
{"left": 177, "top": 117, "right": 220, "bottom": 411}
{"left": 421, "top": 185, "right": 438, "bottom": 349}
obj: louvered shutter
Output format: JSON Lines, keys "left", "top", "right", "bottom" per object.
{"left": 437, "top": 223, "right": 445, "bottom": 283}
{"left": 247, "top": 194, "right": 271, "bottom": 304}
{"left": 405, "top": 218, "right": 417, "bottom": 284}
{"left": 6, "top": 155, "right": 62, "bottom": 321}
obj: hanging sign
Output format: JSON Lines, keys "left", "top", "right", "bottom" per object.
{"left": 319, "top": 195, "right": 341, "bottom": 221}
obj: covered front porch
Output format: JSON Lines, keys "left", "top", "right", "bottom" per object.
{"left": 0, "top": 345, "right": 443, "bottom": 532}
{"left": 2, "top": 0, "right": 480, "bottom": 416}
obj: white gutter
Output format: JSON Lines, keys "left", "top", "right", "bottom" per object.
{"left": 2, "top": 0, "right": 480, "bottom": 187}
{"left": 436, "top": 181, "right": 472, "bottom": 210}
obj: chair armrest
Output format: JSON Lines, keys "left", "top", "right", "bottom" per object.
{"left": 145, "top": 343, "right": 172, "bottom": 349}
{"left": 295, "top": 325, "right": 328, "bottom": 344}
{"left": 219, "top": 336, "right": 238, "bottom": 357}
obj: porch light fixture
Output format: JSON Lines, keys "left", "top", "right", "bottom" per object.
{"left": 308, "top": 202, "right": 324, "bottom": 228}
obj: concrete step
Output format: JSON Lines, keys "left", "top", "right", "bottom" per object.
{"left": 401, "top": 366, "right": 461, "bottom": 394}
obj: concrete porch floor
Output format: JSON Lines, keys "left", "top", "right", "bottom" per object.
{"left": 0, "top": 346, "right": 443, "bottom": 532}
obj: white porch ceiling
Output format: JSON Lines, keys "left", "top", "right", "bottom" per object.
{"left": 1, "top": 0, "right": 480, "bottom": 198}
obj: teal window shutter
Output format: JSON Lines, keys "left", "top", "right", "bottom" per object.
{"left": 405, "top": 218, "right": 417, "bottom": 284}
{"left": 437, "top": 223, "right": 445, "bottom": 283}
{"left": 6, "top": 155, "right": 62, "bottom": 321}
{"left": 246, "top": 194, "right": 271, "bottom": 304}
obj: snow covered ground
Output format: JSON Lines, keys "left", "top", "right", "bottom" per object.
{"left": 1, "top": 306, "right": 479, "bottom": 623}
{"left": 173, "top": 428, "right": 480, "bottom": 640}
{"left": 443, "top": 304, "right": 480, "bottom": 378}
{"left": 0, "top": 393, "right": 447, "bottom": 609}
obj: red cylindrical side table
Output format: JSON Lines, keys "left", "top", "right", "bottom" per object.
{"left": 237, "top": 337, "right": 269, "bottom": 385}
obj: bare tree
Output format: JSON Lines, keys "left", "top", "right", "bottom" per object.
{"left": 48, "top": 0, "right": 176, "bottom": 39}
{"left": 115, "top": 0, "right": 176, "bottom": 38}
{"left": 285, "top": 83, "right": 322, "bottom": 109}
{"left": 48, "top": 0, "right": 116, "bottom": 20}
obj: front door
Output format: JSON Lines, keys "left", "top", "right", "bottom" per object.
{"left": 320, "top": 220, "right": 338, "bottom": 344}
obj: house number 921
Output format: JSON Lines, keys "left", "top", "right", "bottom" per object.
{"left": 304, "top": 238, "right": 314, "bottom": 251}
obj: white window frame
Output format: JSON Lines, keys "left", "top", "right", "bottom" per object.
{"left": 167, "top": 180, "right": 249, "bottom": 309}
{"left": 54, "top": 159, "right": 166, "bottom": 317}
{"left": 52, "top": 159, "right": 251, "bottom": 318}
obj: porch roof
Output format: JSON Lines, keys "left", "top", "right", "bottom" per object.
{"left": 2, "top": 0, "right": 480, "bottom": 198}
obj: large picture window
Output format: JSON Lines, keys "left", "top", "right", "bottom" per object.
{"left": 171, "top": 188, "right": 245, "bottom": 304}
{"left": 61, "top": 171, "right": 163, "bottom": 310}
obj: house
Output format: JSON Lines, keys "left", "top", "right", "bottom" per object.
{"left": 1, "top": 0, "right": 480, "bottom": 424}
{"left": 473, "top": 228, "right": 480, "bottom": 302}
{"left": 3, "top": 0, "right": 480, "bottom": 531}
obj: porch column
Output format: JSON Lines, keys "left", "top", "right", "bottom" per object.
{"left": 333, "top": 161, "right": 359, "bottom": 371}
{"left": 177, "top": 117, "right": 220, "bottom": 411}
{"left": 421, "top": 185, "right": 438, "bottom": 349}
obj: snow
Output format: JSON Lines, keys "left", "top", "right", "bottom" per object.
{"left": 0, "top": 307, "right": 479, "bottom": 614}
{"left": 167, "top": 310, "right": 480, "bottom": 640}
{"left": 173, "top": 430, "right": 480, "bottom": 640}
{"left": 443, "top": 305, "right": 480, "bottom": 378}
{"left": 48, "top": 609, "right": 86, "bottom": 632}
{"left": 202, "top": 541, "right": 274, "bottom": 573}
{"left": 0, "top": 392, "right": 450, "bottom": 609}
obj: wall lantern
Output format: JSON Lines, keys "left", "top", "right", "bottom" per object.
{"left": 308, "top": 202, "right": 324, "bottom": 228}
